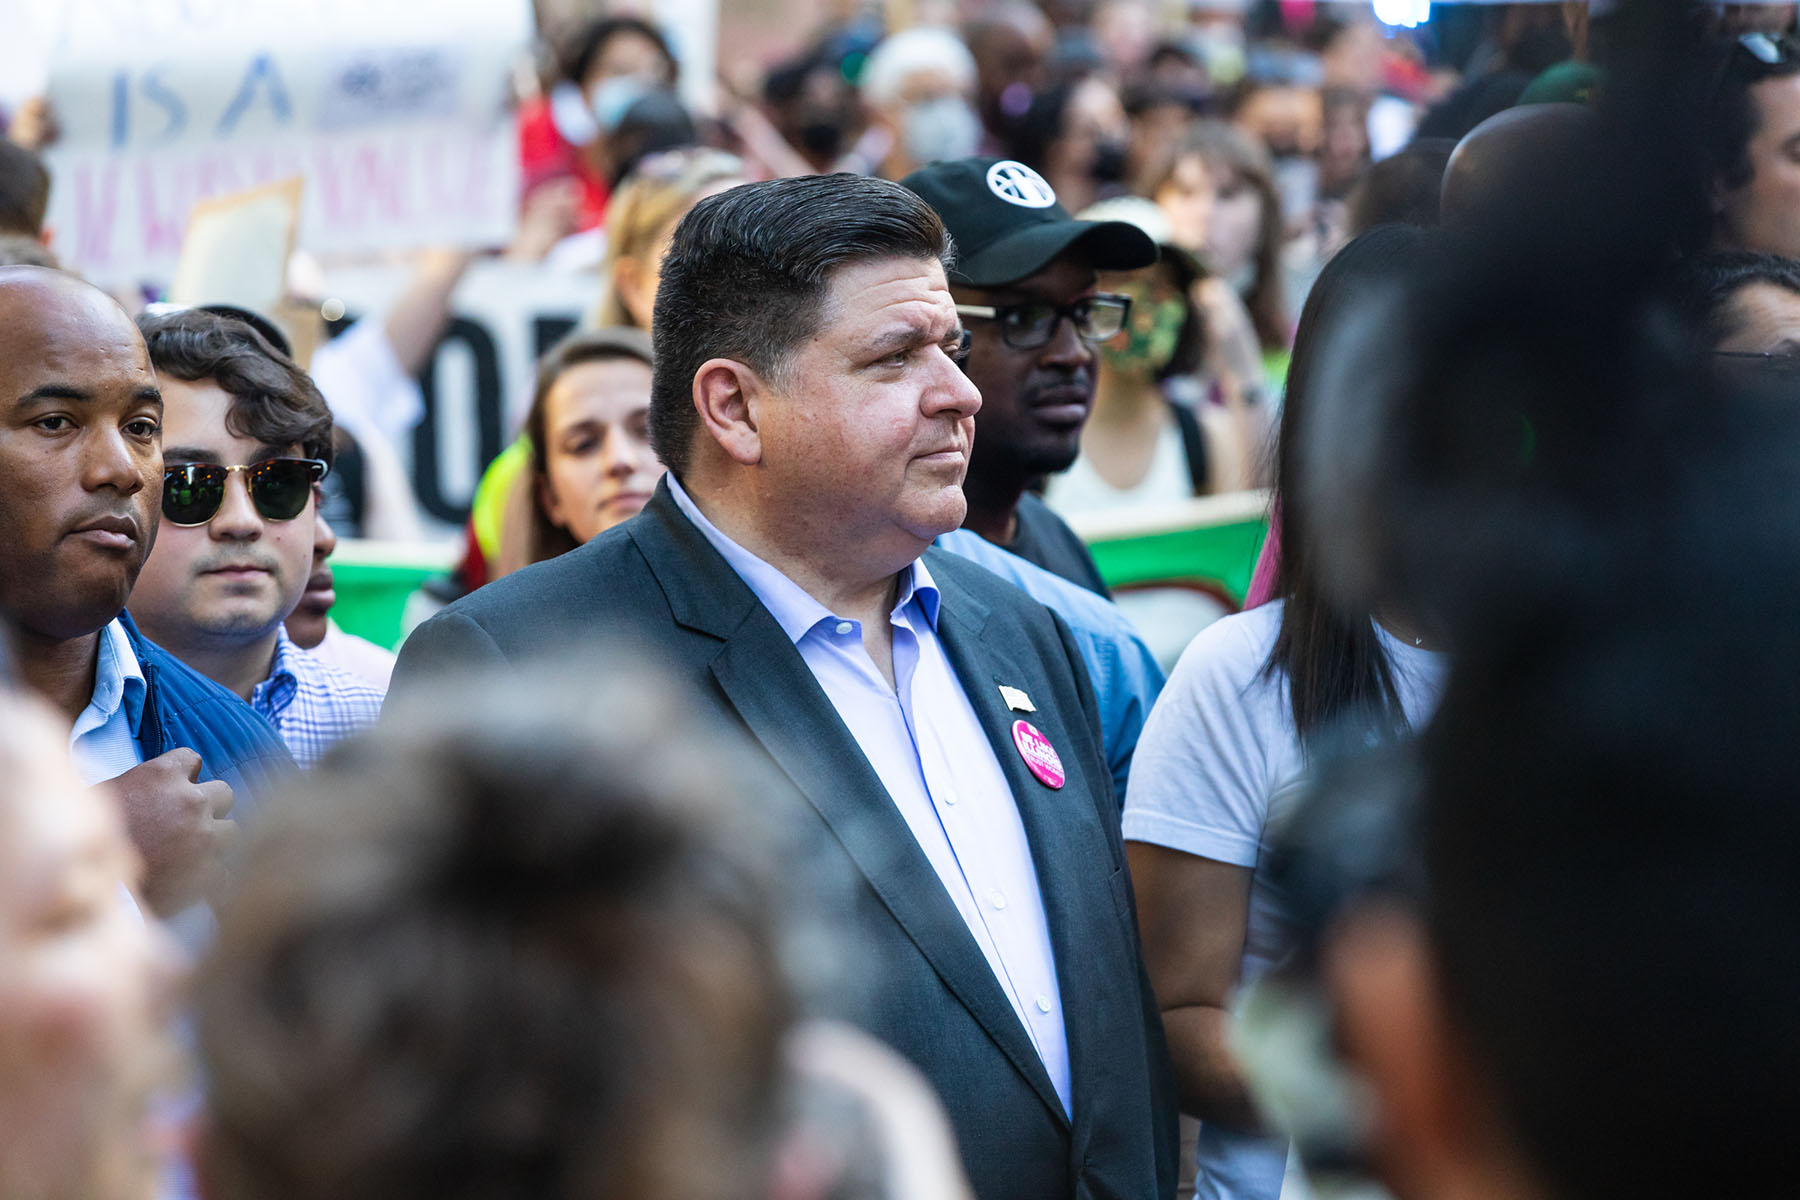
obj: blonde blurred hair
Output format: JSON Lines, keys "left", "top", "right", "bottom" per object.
{"left": 591, "top": 148, "right": 746, "bottom": 329}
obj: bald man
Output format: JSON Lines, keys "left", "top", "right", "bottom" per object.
{"left": 1439, "top": 103, "right": 1603, "bottom": 228}
{"left": 0, "top": 267, "right": 292, "bottom": 917}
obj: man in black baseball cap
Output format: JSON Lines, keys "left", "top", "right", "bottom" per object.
{"left": 902, "top": 156, "right": 1156, "bottom": 595}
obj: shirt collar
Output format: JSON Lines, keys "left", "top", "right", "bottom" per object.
{"left": 91, "top": 617, "right": 148, "bottom": 736}
{"left": 666, "top": 474, "right": 940, "bottom": 643}
{"left": 251, "top": 628, "right": 303, "bottom": 716}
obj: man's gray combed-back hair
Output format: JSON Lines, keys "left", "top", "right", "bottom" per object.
{"left": 648, "top": 173, "right": 954, "bottom": 475}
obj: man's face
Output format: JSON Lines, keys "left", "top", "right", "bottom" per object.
{"left": 754, "top": 255, "right": 981, "bottom": 565}
{"left": 126, "top": 379, "right": 314, "bottom": 652}
{"left": 1719, "top": 74, "right": 1800, "bottom": 259}
{"left": 0, "top": 275, "right": 162, "bottom": 642}
{"left": 1718, "top": 280, "right": 1800, "bottom": 355}
{"left": 957, "top": 254, "right": 1100, "bottom": 483}
{"left": 971, "top": 20, "right": 1047, "bottom": 128}
{"left": 283, "top": 508, "right": 336, "bottom": 651}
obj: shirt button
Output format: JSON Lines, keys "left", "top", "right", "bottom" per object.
{"left": 989, "top": 890, "right": 1007, "bottom": 910}
{"left": 834, "top": 620, "right": 854, "bottom": 635}
{"left": 1035, "top": 995, "right": 1052, "bottom": 1013}
{"left": 940, "top": 791, "right": 957, "bottom": 806}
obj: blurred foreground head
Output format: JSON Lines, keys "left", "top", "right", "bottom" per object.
{"left": 1325, "top": 378, "right": 1800, "bottom": 1200}
{"left": 0, "top": 686, "right": 179, "bottom": 1200}
{"left": 1256, "top": 20, "right": 1800, "bottom": 1195}
{"left": 195, "top": 664, "right": 798, "bottom": 1200}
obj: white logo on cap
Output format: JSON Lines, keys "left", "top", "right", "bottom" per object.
{"left": 986, "top": 160, "right": 1057, "bottom": 208}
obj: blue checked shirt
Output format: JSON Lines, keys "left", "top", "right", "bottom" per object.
{"left": 251, "top": 628, "right": 386, "bottom": 768}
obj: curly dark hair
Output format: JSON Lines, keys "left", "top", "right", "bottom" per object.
{"left": 136, "top": 308, "right": 334, "bottom": 466}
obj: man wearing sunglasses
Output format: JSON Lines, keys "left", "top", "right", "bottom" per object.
{"left": 1701, "top": 32, "right": 1800, "bottom": 260}
{"left": 0, "top": 267, "right": 293, "bottom": 918}
{"left": 129, "top": 309, "right": 385, "bottom": 769}
{"left": 902, "top": 158, "right": 1157, "bottom": 596}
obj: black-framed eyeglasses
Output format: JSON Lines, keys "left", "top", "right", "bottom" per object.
{"left": 955, "top": 293, "right": 1133, "bottom": 350}
{"left": 162, "top": 458, "right": 328, "bottom": 527}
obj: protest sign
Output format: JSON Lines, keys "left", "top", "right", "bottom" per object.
{"left": 320, "top": 260, "right": 595, "bottom": 531}
{"left": 42, "top": 0, "right": 532, "bottom": 284}
{"left": 1073, "top": 492, "right": 1271, "bottom": 668}
{"left": 167, "top": 177, "right": 303, "bottom": 314}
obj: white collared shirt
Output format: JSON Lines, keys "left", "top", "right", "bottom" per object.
{"left": 68, "top": 617, "right": 148, "bottom": 786}
{"left": 669, "top": 477, "right": 1072, "bottom": 1114}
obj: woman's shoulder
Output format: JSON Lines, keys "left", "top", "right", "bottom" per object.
{"left": 1139, "top": 602, "right": 1291, "bottom": 750}
{"left": 1167, "top": 601, "right": 1287, "bottom": 694}
{"left": 1125, "top": 602, "right": 1296, "bottom": 857}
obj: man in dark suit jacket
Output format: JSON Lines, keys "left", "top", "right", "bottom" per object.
{"left": 390, "top": 174, "right": 1177, "bottom": 1200}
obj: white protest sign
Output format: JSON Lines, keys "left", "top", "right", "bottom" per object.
{"left": 320, "top": 260, "right": 597, "bottom": 533}
{"left": 43, "top": 0, "right": 533, "bottom": 285}
{"left": 167, "top": 177, "right": 304, "bottom": 312}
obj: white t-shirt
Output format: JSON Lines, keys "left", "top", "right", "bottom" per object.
{"left": 1122, "top": 600, "right": 1444, "bottom": 1200}
{"left": 1043, "top": 413, "right": 1195, "bottom": 517}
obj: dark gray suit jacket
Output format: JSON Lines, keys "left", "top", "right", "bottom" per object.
{"left": 389, "top": 481, "right": 1177, "bottom": 1200}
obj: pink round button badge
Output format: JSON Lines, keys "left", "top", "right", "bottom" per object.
{"left": 1011, "top": 719, "right": 1065, "bottom": 789}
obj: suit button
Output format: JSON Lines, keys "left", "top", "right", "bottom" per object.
{"left": 1035, "top": 995, "right": 1052, "bottom": 1013}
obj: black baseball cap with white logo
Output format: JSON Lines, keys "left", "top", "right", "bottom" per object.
{"left": 900, "top": 158, "right": 1158, "bottom": 288}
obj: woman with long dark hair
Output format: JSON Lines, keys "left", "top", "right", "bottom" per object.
{"left": 1121, "top": 225, "right": 1445, "bottom": 1200}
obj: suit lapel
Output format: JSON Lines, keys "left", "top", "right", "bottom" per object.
{"left": 630, "top": 484, "right": 1067, "bottom": 1123}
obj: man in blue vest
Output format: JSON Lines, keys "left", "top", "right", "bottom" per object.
{"left": 0, "top": 266, "right": 293, "bottom": 917}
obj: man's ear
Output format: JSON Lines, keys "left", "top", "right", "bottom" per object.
{"left": 693, "top": 358, "right": 765, "bottom": 467}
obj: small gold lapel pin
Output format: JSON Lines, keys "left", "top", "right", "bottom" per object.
{"left": 998, "top": 685, "right": 1036, "bottom": 713}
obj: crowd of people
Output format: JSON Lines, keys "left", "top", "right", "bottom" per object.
{"left": 4, "top": 1, "right": 1800, "bottom": 1199}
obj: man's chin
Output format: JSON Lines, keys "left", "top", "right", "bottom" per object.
{"left": 18, "top": 580, "right": 135, "bottom": 641}
{"left": 904, "top": 490, "right": 970, "bottom": 544}
{"left": 1021, "top": 444, "right": 1082, "bottom": 479}
{"left": 978, "top": 433, "right": 1082, "bottom": 483}
{"left": 190, "top": 604, "right": 288, "bottom": 642}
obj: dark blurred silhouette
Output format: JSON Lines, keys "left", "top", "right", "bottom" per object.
{"left": 1345, "top": 138, "right": 1455, "bottom": 235}
{"left": 0, "top": 139, "right": 49, "bottom": 239}
{"left": 198, "top": 665, "right": 802, "bottom": 1200}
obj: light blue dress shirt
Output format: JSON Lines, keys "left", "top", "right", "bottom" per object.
{"left": 250, "top": 628, "right": 386, "bottom": 768}
{"left": 67, "top": 617, "right": 149, "bottom": 786}
{"left": 669, "top": 477, "right": 1073, "bottom": 1114}
{"left": 935, "top": 527, "right": 1165, "bottom": 805}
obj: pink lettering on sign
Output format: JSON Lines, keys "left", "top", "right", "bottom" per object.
{"left": 1011, "top": 720, "right": 1065, "bottom": 790}
{"left": 70, "top": 160, "right": 122, "bottom": 271}
{"left": 135, "top": 157, "right": 191, "bottom": 261}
